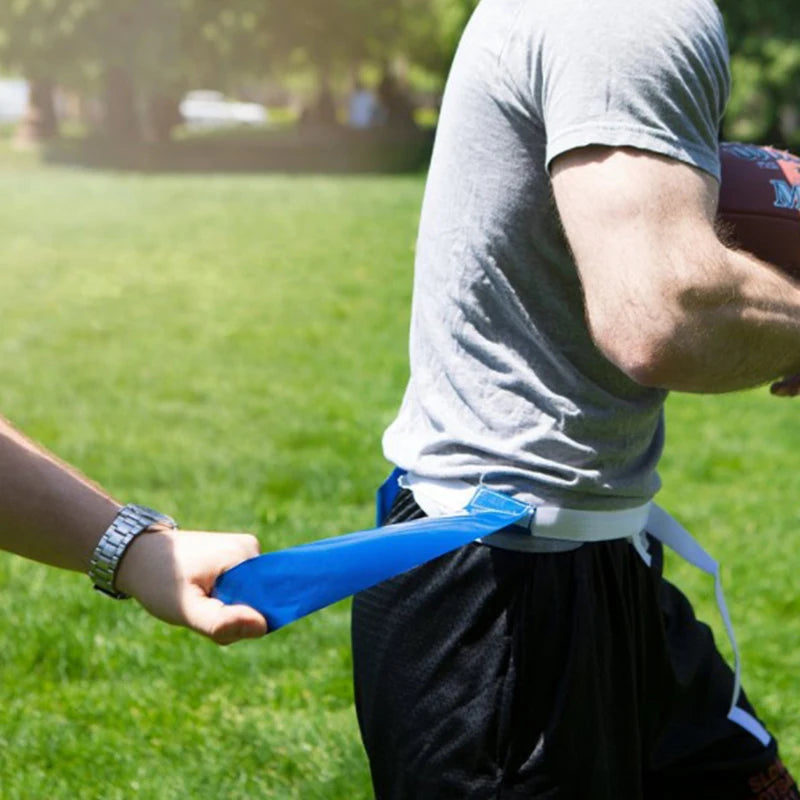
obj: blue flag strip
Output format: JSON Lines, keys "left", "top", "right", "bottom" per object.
{"left": 212, "top": 476, "right": 533, "bottom": 632}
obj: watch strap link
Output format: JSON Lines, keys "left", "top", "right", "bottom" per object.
{"left": 89, "top": 504, "right": 177, "bottom": 599}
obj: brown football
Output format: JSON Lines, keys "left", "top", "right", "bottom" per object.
{"left": 718, "top": 141, "right": 800, "bottom": 280}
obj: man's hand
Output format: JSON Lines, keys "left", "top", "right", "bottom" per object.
{"left": 115, "top": 529, "right": 268, "bottom": 645}
{"left": 0, "top": 415, "right": 267, "bottom": 644}
{"left": 771, "top": 375, "right": 800, "bottom": 397}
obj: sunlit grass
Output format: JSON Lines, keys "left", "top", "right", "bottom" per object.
{"left": 0, "top": 154, "right": 420, "bottom": 799}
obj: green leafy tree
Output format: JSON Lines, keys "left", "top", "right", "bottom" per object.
{"left": 0, "top": 0, "right": 94, "bottom": 141}
{"left": 0, "top": 0, "right": 484, "bottom": 142}
{"left": 718, "top": 0, "right": 800, "bottom": 147}
{"left": 394, "top": 0, "right": 477, "bottom": 77}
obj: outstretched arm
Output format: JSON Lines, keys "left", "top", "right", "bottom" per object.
{"left": 0, "top": 413, "right": 266, "bottom": 644}
{"left": 551, "top": 146, "right": 800, "bottom": 394}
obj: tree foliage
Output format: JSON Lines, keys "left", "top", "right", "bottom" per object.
{"left": 0, "top": 0, "right": 477, "bottom": 90}
{"left": 0, "top": 0, "right": 92, "bottom": 85}
{"left": 396, "top": 0, "right": 477, "bottom": 76}
{"left": 717, "top": 0, "right": 800, "bottom": 147}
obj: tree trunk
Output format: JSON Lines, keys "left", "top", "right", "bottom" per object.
{"left": 143, "top": 92, "right": 182, "bottom": 144}
{"left": 14, "top": 78, "right": 59, "bottom": 147}
{"left": 102, "top": 66, "right": 140, "bottom": 142}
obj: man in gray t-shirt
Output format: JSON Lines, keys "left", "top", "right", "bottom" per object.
{"left": 384, "top": 0, "right": 729, "bottom": 510}
{"left": 353, "top": 1, "right": 800, "bottom": 797}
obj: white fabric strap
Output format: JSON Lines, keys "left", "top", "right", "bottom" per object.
{"left": 531, "top": 502, "right": 651, "bottom": 541}
{"left": 645, "top": 506, "right": 771, "bottom": 746}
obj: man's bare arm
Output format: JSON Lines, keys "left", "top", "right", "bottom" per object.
{"left": 0, "top": 415, "right": 123, "bottom": 569}
{"left": 0, "top": 413, "right": 266, "bottom": 644}
{"left": 551, "top": 146, "right": 800, "bottom": 393}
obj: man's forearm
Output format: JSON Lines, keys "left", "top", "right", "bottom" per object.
{"left": 644, "top": 246, "right": 800, "bottom": 393}
{"left": 0, "top": 414, "right": 120, "bottom": 572}
{"left": 552, "top": 147, "right": 800, "bottom": 394}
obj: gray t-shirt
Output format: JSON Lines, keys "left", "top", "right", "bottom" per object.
{"left": 383, "top": 0, "right": 730, "bottom": 510}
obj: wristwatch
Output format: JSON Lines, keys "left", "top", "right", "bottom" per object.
{"left": 88, "top": 504, "right": 178, "bottom": 599}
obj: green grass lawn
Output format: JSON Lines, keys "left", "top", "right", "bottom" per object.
{"left": 0, "top": 145, "right": 797, "bottom": 798}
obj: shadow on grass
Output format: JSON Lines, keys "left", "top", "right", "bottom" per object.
{"left": 41, "top": 125, "right": 435, "bottom": 175}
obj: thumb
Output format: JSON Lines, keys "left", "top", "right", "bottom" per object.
{"left": 183, "top": 593, "right": 268, "bottom": 645}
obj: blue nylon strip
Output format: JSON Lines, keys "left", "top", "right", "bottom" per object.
{"left": 213, "top": 479, "right": 531, "bottom": 632}
{"left": 376, "top": 466, "right": 405, "bottom": 526}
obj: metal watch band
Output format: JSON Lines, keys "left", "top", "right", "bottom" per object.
{"left": 88, "top": 504, "right": 177, "bottom": 599}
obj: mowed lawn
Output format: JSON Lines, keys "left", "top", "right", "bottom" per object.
{"left": 0, "top": 147, "right": 798, "bottom": 798}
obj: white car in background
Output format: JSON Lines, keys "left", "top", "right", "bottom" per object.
{"left": 0, "top": 78, "right": 28, "bottom": 123}
{"left": 179, "top": 90, "right": 268, "bottom": 130}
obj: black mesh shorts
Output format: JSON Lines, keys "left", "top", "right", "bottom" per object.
{"left": 351, "top": 489, "right": 798, "bottom": 800}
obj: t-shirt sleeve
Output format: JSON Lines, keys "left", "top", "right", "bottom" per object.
{"left": 534, "top": 0, "right": 730, "bottom": 180}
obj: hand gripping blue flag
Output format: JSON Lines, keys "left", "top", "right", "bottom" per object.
{"left": 212, "top": 469, "right": 533, "bottom": 632}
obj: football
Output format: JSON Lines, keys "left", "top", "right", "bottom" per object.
{"left": 718, "top": 141, "right": 800, "bottom": 280}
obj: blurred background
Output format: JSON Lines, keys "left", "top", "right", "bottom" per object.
{"left": 0, "top": 0, "right": 798, "bottom": 168}
{"left": 0, "top": 0, "right": 470, "bottom": 171}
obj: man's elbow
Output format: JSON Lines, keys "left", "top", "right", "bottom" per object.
{"left": 617, "top": 349, "right": 679, "bottom": 389}
{"left": 590, "top": 318, "right": 687, "bottom": 389}
{"left": 607, "top": 343, "right": 677, "bottom": 389}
